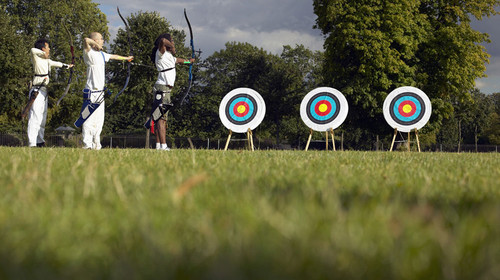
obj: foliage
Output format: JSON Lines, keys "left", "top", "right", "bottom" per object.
{"left": 313, "top": 0, "right": 499, "bottom": 135}
{"left": 457, "top": 89, "right": 495, "bottom": 144}
{"left": 484, "top": 112, "right": 500, "bottom": 144}
{"left": 436, "top": 114, "right": 460, "bottom": 150}
{"left": 0, "top": 7, "right": 31, "bottom": 132}
{"left": 1, "top": 147, "right": 499, "bottom": 279}
{"left": 438, "top": 90, "right": 499, "bottom": 147}
{"left": 483, "top": 92, "right": 500, "bottom": 144}
{"left": 1, "top": 0, "right": 109, "bottom": 133}
{"left": 190, "top": 42, "right": 324, "bottom": 145}
{"left": 104, "top": 11, "right": 189, "bottom": 135}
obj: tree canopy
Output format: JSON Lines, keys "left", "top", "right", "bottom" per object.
{"left": 1, "top": 0, "right": 108, "bottom": 132}
{"left": 313, "top": 0, "right": 499, "bottom": 135}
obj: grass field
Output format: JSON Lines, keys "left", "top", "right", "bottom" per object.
{"left": 0, "top": 147, "right": 499, "bottom": 279}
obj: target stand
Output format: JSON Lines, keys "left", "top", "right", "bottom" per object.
{"left": 383, "top": 86, "right": 431, "bottom": 152}
{"left": 300, "top": 87, "right": 348, "bottom": 151}
{"left": 223, "top": 128, "right": 255, "bottom": 151}
{"left": 219, "top": 88, "right": 266, "bottom": 151}
{"left": 305, "top": 128, "right": 337, "bottom": 151}
{"left": 389, "top": 128, "right": 421, "bottom": 152}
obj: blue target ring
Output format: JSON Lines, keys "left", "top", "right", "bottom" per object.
{"left": 389, "top": 92, "right": 425, "bottom": 126}
{"left": 392, "top": 95, "right": 422, "bottom": 123}
{"left": 309, "top": 95, "right": 337, "bottom": 122}
{"left": 228, "top": 97, "right": 255, "bottom": 123}
{"left": 225, "top": 94, "right": 258, "bottom": 125}
{"left": 306, "top": 92, "right": 341, "bottom": 125}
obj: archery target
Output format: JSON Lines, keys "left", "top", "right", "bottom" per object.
{"left": 383, "top": 86, "right": 432, "bottom": 133}
{"left": 300, "top": 87, "right": 349, "bottom": 131}
{"left": 219, "top": 88, "right": 266, "bottom": 133}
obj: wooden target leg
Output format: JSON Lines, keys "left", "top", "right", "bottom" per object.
{"left": 247, "top": 128, "right": 254, "bottom": 151}
{"left": 390, "top": 128, "right": 397, "bottom": 152}
{"left": 188, "top": 137, "right": 194, "bottom": 149}
{"left": 305, "top": 129, "right": 313, "bottom": 151}
{"left": 330, "top": 128, "right": 336, "bottom": 151}
{"left": 408, "top": 132, "right": 411, "bottom": 152}
{"left": 415, "top": 128, "right": 421, "bottom": 152}
{"left": 250, "top": 130, "right": 254, "bottom": 151}
{"left": 224, "top": 130, "right": 232, "bottom": 151}
{"left": 246, "top": 129, "right": 250, "bottom": 150}
{"left": 325, "top": 131, "right": 328, "bottom": 151}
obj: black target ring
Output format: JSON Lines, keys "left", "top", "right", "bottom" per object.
{"left": 225, "top": 93, "right": 258, "bottom": 125}
{"left": 389, "top": 92, "right": 426, "bottom": 126}
{"left": 305, "top": 92, "right": 341, "bottom": 125}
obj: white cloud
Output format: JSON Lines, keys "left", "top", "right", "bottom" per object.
{"left": 95, "top": 0, "right": 324, "bottom": 56}
{"left": 210, "top": 27, "right": 323, "bottom": 54}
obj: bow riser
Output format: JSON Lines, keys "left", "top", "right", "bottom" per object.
{"left": 181, "top": 8, "right": 195, "bottom": 105}
{"left": 56, "top": 24, "right": 76, "bottom": 106}
{"left": 114, "top": 6, "right": 133, "bottom": 103}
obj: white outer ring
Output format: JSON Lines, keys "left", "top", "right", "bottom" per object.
{"left": 383, "top": 86, "right": 432, "bottom": 133}
{"left": 300, "top": 87, "right": 349, "bottom": 132}
{"left": 219, "top": 88, "right": 266, "bottom": 133}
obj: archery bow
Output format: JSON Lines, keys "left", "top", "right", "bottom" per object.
{"left": 180, "top": 8, "right": 195, "bottom": 105}
{"left": 114, "top": 6, "right": 133, "bottom": 103}
{"left": 56, "top": 23, "right": 75, "bottom": 106}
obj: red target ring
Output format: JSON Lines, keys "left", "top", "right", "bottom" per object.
{"left": 314, "top": 100, "right": 332, "bottom": 116}
{"left": 233, "top": 101, "right": 250, "bottom": 118}
{"left": 398, "top": 100, "right": 416, "bottom": 118}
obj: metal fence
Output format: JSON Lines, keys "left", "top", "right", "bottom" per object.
{"left": 0, "top": 133, "right": 274, "bottom": 150}
{"left": 1, "top": 132, "right": 498, "bottom": 152}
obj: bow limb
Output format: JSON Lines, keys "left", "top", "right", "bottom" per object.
{"left": 114, "top": 6, "right": 133, "bottom": 103}
{"left": 180, "top": 8, "right": 195, "bottom": 105}
{"left": 56, "top": 23, "right": 75, "bottom": 106}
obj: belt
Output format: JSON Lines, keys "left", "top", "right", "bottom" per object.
{"left": 82, "top": 88, "right": 105, "bottom": 99}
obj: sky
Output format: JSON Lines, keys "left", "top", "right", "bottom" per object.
{"left": 94, "top": 0, "right": 499, "bottom": 94}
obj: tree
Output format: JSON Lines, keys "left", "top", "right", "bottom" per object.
{"left": 314, "top": 0, "right": 428, "bottom": 126}
{"left": 0, "top": 6, "right": 31, "bottom": 132}
{"left": 185, "top": 42, "right": 271, "bottom": 139}
{"left": 1, "top": 0, "right": 109, "bottom": 133}
{"left": 416, "top": 0, "right": 497, "bottom": 130}
{"left": 266, "top": 45, "right": 324, "bottom": 147}
{"left": 189, "top": 43, "right": 324, "bottom": 146}
{"left": 483, "top": 92, "right": 500, "bottom": 144}
{"left": 313, "top": 0, "right": 499, "bottom": 140}
{"left": 104, "top": 11, "right": 190, "bottom": 135}
{"left": 453, "top": 89, "right": 494, "bottom": 151}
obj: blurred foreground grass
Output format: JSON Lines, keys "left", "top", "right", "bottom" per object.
{"left": 0, "top": 147, "right": 499, "bottom": 279}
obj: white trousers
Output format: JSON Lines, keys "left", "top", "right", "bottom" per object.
{"left": 82, "top": 92, "right": 105, "bottom": 150}
{"left": 27, "top": 87, "right": 48, "bottom": 147}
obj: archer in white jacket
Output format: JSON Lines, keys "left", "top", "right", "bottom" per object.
{"left": 81, "top": 32, "right": 133, "bottom": 150}
{"left": 28, "top": 38, "right": 73, "bottom": 147}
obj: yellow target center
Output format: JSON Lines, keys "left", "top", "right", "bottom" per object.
{"left": 237, "top": 105, "right": 247, "bottom": 114}
{"left": 402, "top": 104, "right": 413, "bottom": 114}
{"left": 318, "top": 104, "right": 328, "bottom": 113}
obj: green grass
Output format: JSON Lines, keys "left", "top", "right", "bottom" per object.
{"left": 1, "top": 147, "right": 499, "bottom": 279}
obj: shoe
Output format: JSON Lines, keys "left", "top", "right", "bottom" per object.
{"left": 36, "top": 142, "right": 45, "bottom": 147}
{"left": 162, "top": 147, "right": 171, "bottom": 151}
